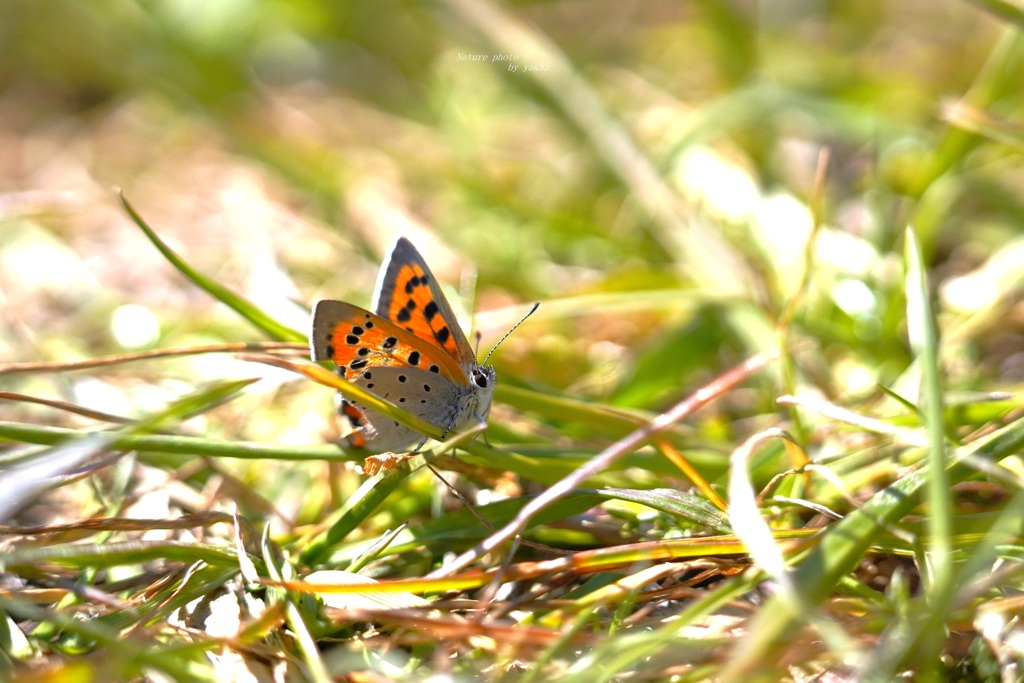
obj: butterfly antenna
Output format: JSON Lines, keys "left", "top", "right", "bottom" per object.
{"left": 481, "top": 302, "right": 540, "bottom": 364}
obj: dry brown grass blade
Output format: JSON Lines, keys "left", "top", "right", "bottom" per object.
{"left": 322, "top": 606, "right": 592, "bottom": 652}
{"left": 1, "top": 391, "right": 135, "bottom": 424}
{"left": 269, "top": 531, "right": 811, "bottom": 598}
{"left": 428, "top": 349, "right": 779, "bottom": 577}
{"left": 655, "top": 438, "right": 729, "bottom": 512}
{"left": 0, "top": 512, "right": 236, "bottom": 537}
{"left": 0, "top": 342, "right": 307, "bottom": 375}
{"left": 239, "top": 353, "right": 448, "bottom": 440}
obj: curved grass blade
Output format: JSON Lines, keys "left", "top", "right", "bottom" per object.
{"left": 243, "top": 354, "right": 446, "bottom": 442}
{"left": 587, "top": 487, "right": 732, "bottom": 533}
{"left": 430, "top": 350, "right": 775, "bottom": 577}
{"left": 120, "top": 191, "right": 304, "bottom": 343}
{"left": 0, "top": 435, "right": 107, "bottom": 523}
{"left": 722, "top": 413, "right": 1024, "bottom": 678}
{"left": 276, "top": 530, "right": 815, "bottom": 598}
{"left": 962, "top": 1, "right": 1024, "bottom": 37}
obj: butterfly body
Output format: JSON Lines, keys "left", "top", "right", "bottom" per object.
{"left": 310, "top": 238, "right": 494, "bottom": 453}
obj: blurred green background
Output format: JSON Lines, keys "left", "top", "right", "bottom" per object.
{"left": 2, "top": 0, "right": 1022, "bottom": 481}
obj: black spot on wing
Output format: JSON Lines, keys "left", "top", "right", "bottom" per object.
{"left": 423, "top": 301, "right": 439, "bottom": 320}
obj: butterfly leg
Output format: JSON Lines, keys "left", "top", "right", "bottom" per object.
{"left": 438, "top": 403, "right": 465, "bottom": 442}
{"left": 438, "top": 411, "right": 489, "bottom": 446}
{"left": 436, "top": 421, "right": 461, "bottom": 455}
{"left": 474, "top": 412, "right": 493, "bottom": 447}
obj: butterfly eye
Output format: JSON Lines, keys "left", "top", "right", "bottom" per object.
{"left": 473, "top": 369, "right": 489, "bottom": 388}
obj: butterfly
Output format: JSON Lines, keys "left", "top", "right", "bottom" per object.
{"left": 309, "top": 237, "right": 496, "bottom": 453}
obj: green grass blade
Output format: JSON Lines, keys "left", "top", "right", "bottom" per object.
{"left": 904, "top": 227, "right": 952, "bottom": 674}
{"left": 1, "top": 539, "right": 248, "bottom": 570}
{"left": 963, "top": 0, "right": 1024, "bottom": 32}
{"left": 588, "top": 487, "right": 732, "bottom": 533}
{"left": 722, "top": 413, "right": 1024, "bottom": 677}
{"left": 0, "top": 421, "right": 349, "bottom": 462}
{"left": 0, "top": 596, "right": 215, "bottom": 682}
{"left": 120, "top": 192, "right": 305, "bottom": 343}
{"left": 299, "top": 466, "right": 413, "bottom": 566}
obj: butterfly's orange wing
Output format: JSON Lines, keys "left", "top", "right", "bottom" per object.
{"left": 372, "top": 237, "right": 477, "bottom": 370}
{"left": 310, "top": 300, "right": 468, "bottom": 384}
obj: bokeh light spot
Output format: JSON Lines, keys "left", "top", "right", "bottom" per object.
{"left": 111, "top": 304, "right": 160, "bottom": 349}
